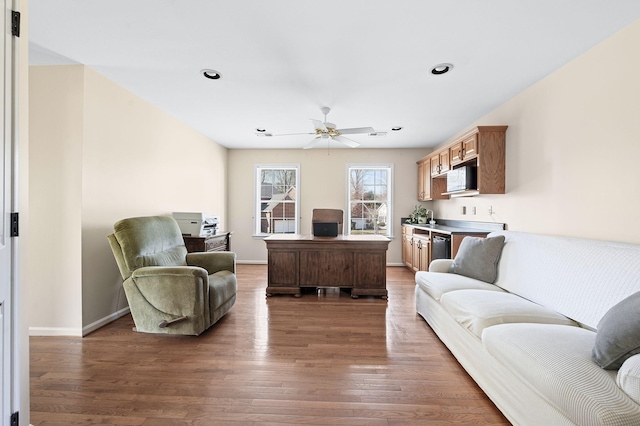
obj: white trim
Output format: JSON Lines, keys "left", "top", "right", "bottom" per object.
{"left": 345, "top": 163, "right": 394, "bottom": 237}
{"left": 237, "top": 260, "right": 268, "bottom": 265}
{"left": 29, "top": 327, "right": 83, "bottom": 337}
{"left": 82, "top": 307, "right": 131, "bottom": 336}
{"left": 254, "top": 164, "right": 300, "bottom": 236}
{"left": 29, "top": 307, "right": 132, "bottom": 337}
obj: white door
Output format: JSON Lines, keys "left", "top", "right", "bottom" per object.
{"left": 0, "top": 0, "right": 18, "bottom": 423}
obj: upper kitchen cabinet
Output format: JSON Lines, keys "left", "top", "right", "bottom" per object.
{"left": 417, "top": 126, "right": 507, "bottom": 200}
{"left": 417, "top": 158, "right": 430, "bottom": 201}
{"left": 450, "top": 133, "right": 478, "bottom": 166}
{"left": 430, "top": 150, "right": 450, "bottom": 177}
{"left": 471, "top": 126, "right": 507, "bottom": 195}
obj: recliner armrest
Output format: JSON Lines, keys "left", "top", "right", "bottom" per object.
{"left": 186, "top": 251, "right": 236, "bottom": 275}
{"left": 131, "top": 265, "right": 209, "bottom": 280}
{"left": 429, "top": 259, "right": 454, "bottom": 273}
{"left": 128, "top": 266, "right": 211, "bottom": 319}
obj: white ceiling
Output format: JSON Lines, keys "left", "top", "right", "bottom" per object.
{"left": 28, "top": 1, "right": 640, "bottom": 150}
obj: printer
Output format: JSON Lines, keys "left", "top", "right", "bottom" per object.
{"left": 172, "top": 212, "right": 219, "bottom": 237}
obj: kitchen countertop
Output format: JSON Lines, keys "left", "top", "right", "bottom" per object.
{"left": 401, "top": 219, "right": 506, "bottom": 236}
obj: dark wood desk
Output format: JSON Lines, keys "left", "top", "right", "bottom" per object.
{"left": 183, "top": 232, "right": 232, "bottom": 253}
{"left": 264, "top": 234, "right": 390, "bottom": 299}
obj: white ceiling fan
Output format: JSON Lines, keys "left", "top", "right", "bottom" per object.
{"left": 272, "top": 107, "right": 375, "bottom": 149}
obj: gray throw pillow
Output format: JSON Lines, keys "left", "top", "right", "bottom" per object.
{"left": 448, "top": 235, "right": 505, "bottom": 283}
{"left": 592, "top": 291, "right": 640, "bottom": 370}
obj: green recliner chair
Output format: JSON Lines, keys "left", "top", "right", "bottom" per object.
{"left": 107, "top": 215, "right": 237, "bottom": 335}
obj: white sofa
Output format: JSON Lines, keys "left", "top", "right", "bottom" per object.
{"left": 415, "top": 230, "right": 640, "bottom": 425}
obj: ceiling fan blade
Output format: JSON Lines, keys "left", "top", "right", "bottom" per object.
{"left": 333, "top": 135, "right": 360, "bottom": 148}
{"left": 270, "top": 132, "right": 314, "bottom": 137}
{"left": 310, "top": 119, "right": 327, "bottom": 132}
{"left": 336, "top": 126, "right": 375, "bottom": 135}
{"left": 303, "top": 137, "right": 322, "bottom": 150}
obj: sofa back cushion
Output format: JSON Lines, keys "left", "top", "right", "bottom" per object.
{"left": 490, "top": 231, "right": 640, "bottom": 330}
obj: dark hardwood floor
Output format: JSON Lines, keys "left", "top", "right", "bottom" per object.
{"left": 30, "top": 265, "right": 508, "bottom": 425}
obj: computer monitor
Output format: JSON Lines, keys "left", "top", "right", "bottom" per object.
{"left": 312, "top": 222, "right": 339, "bottom": 237}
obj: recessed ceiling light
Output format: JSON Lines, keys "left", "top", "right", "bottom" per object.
{"left": 369, "top": 132, "right": 387, "bottom": 138}
{"left": 391, "top": 126, "right": 403, "bottom": 131}
{"left": 201, "top": 69, "right": 221, "bottom": 80}
{"left": 431, "top": 63, "right": 453, "bottom": 75}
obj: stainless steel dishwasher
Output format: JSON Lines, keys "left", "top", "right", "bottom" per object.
{"left": 432, "top": 234, "right": 451, "bottom": 260}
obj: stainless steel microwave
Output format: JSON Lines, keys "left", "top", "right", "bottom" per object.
{"left": 446, "top": 166, "right": 477, "bottom": 192}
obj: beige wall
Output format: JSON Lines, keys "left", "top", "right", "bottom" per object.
{"left": 432, "top": 18, "right": 640, "bottom": 244}
{"left": 227, "top": 148, "right": 429, "bottom": 264}
{"left": 28, "top": 65, "right": 228, "bottom": 335}
{"left": 29, "top": 65, "right": 84, "bottom": 335}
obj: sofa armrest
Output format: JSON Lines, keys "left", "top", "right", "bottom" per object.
{"left": 429, "top": 259, "right": 454, "bottom": 273}
{"left": 186, "top": 251, "right": 236, "bottom": 275}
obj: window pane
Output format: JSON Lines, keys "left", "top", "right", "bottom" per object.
{"left": 347, "top": 166, "right": 392, "bottom": 236}
{"left": 256, "top": 166, "right": 299, "bottom": 235}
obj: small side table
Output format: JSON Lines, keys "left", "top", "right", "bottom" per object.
{"left": 183, "top": 232, "right": 232, "bottom": 253}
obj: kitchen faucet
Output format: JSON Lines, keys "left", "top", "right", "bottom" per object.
{"left": 426, "top": 210, "right": 434, "bottom": 223}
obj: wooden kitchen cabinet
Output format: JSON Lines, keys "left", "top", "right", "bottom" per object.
{"left": 450, "top": 134, "right": 478, "bottom": 166}
{"left": 417, "top": 158, "right": 431, "bottom": 201}
{"left": 402, "top": 225, "right": 431, "bottom": 271}
{"left": 402, "top": 224, "right": 492, "bottom": 272}
{"left": 430, "top": 150, "right": 450, "bottom": 177}
{"left": 413, "top": 234, "right": 430, "bottom": 272}
{"left": 411, "top": 237, "right": 421, "bottom": 272}
{"left": 418, "top": 126, "right": 507, "bottom": 199}
{"left": 402, "top": 226, "right": 413, "bottom": 268}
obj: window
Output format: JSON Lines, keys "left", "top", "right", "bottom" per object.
{"left": 347, "top": 164, "right": 393, "bottom": 237}
{"left": 255, "top": 164, "right": 299, "bottom": 236}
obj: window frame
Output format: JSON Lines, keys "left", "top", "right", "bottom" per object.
{"left": 254, "top": 164, "right": 300, "bottom": 237}
{"left": 346, "top": 163, "right": 393, "bottom": 237}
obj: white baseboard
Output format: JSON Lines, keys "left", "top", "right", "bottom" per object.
{"left": 82, "top": 307, "right": 131, "bottom": 336}
{"left": 30, "top": 307, "right": 131, "bottom": 337}
{"left": 29, "top": 326, "right": 83, "bottom": 337}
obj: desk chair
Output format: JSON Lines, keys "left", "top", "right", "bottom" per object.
{"left": 311, "top": 208, "right": 344, "bottom": 235}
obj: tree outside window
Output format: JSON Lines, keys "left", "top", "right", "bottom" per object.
{"left": 255, "top": 165, "right": 299, "bottom": 235}
{"left": 348, "top": 165, "right": 392, "bottom": 236}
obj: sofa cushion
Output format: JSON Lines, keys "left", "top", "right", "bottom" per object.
{"left": 593, "top": 291, "right": 640, "bottom": 370}
{"left": 415, "top": 271, "right": 504, "bottom": 301}
{"left": 488, "top": 230, "right": 640, "bottom": 330}
{"left": 618, "top": 354, "right": 640, "bottom": 405}
{"left": 448, "top": 235, "right": 505, "bottom": 283}
{"left": 483, "top": 323, "right": 640, "bottom": 425}
{"left": 440, "top": 289, "right": 577, "bottom": 338}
